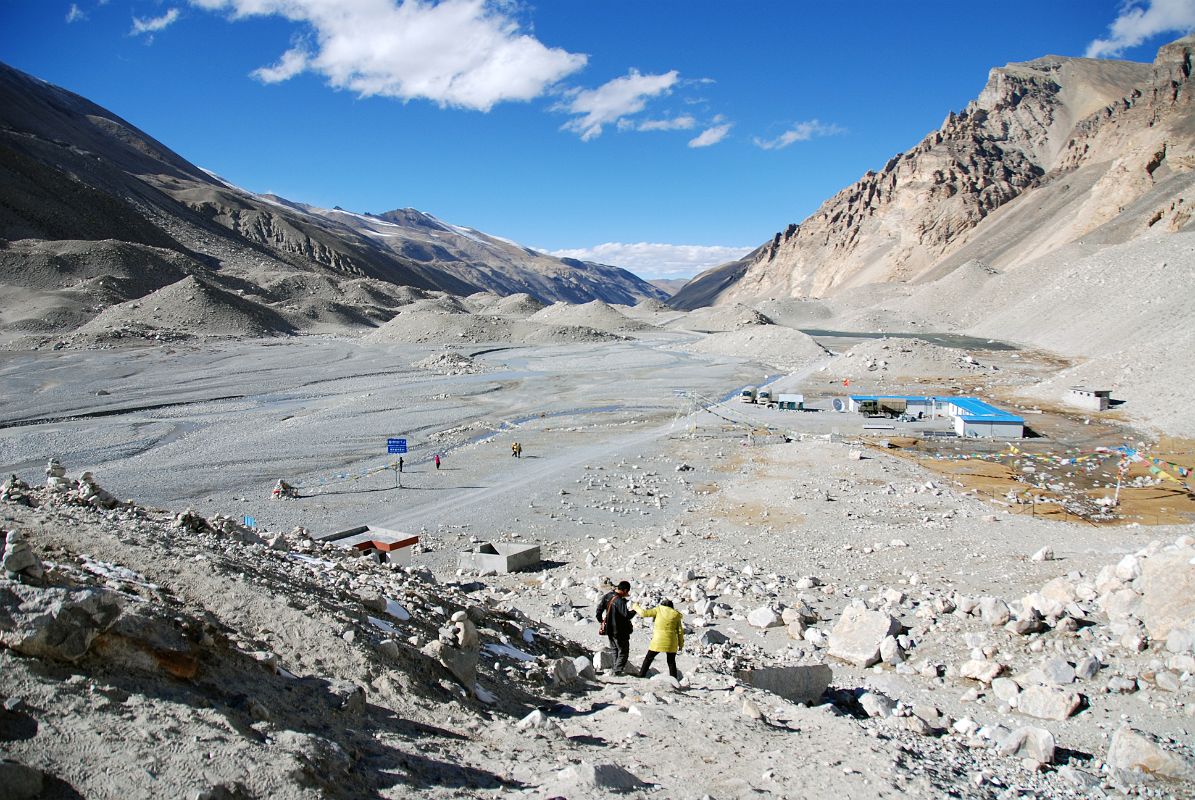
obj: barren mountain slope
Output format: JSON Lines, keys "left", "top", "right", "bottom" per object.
{"left": 673, "top": 37, "right": 1193, "bottom": 307}
{"left": 0, "top": 60, "right": 663, "bottom": 340}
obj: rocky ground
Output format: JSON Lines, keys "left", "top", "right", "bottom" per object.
{"left": 1, "top": 332, "right": 1193, "bottom": 798}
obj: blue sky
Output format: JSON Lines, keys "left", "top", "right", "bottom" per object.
{"left": 2, "top": 1, "right": 1194, "bottom": 279}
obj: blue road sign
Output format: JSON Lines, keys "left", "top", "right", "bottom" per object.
{"left": 243, "top": 515, "right": 256, "bottom": 528}
{"left": 387, "top": 438, "right": 408, "bottom": 454}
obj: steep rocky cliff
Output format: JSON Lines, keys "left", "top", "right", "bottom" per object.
{"left": 674, "top": 36, "right": 1194, "bottom": 307}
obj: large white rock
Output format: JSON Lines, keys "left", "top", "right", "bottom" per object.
{"left": 747, "top": 607, "right": 782, "bottom": 629}
{"left": 1106, "top": 724, "right": 1195, "bottom": 780}
{"left": 1016, "top": 686, "right": 1081, "bottom": 721}
{"left": 1139, "top": 545, "right": 1195, "bottom": 640}
{"left": 998, "top": 727, "right": 1055, "bottom": 765}
{"left": 828, "top": 605, "right": 900, "bottom": 668}
{"left": 959, "top": 660, "right": 1005, "bottom": 684}
{"left": 979, "top": 597, "right": 1010, "bottom": 626}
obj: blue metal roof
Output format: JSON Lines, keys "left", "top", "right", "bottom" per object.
{"left": 848, "top": 395, "right": 1023, "bottom": 423}
{"left": 934, "top": 396, "right": 1023, "bottom": 423}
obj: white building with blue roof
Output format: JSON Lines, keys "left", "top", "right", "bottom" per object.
{"left": 847, "top": 395, "right": 1024, "bottom": 438}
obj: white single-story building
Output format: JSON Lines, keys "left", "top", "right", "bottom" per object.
{"left": 848, "top": 395, "right": 1024, "bottom": 438}
{"left": 1068, "top": 387, "right": 1112, "bottom": 411}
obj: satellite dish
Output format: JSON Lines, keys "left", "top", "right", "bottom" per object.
{"left": 832, "top": 398, "right": 845, "bottom": 412}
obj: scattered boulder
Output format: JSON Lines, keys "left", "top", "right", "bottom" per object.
{"left": 828, "top": 605, "right": 900, "bottom": 668}
{"left": 1138, "top": 544, "right": 1195, "bottom": 640}
{"left": 747, "top": 607, "right": 782, "bottom": 629}
{"left": 979, "top": 597, "right": 1010, "bottom": 626}
{"left": 0, "top": 583, "right": 124, "bottom": 662}
{"left": 959, "top": 660, "right": 1005, "bottom": 684}
{"left": 859, "top": 691, "right": 896, "bottom": 719}
{"left": 1016, "top": 686, "right": 1081, "bottom": 721}
{"left": 1106, "top": 724, "right": 1195, "bottom": 780}
{"left": 998, "top": 727, "right": 1055, "bottom": 766}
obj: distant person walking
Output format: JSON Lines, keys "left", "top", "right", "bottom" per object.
{"left": 398, "top": 456, "right": 404, "bottom": 473}
{"left": 632, "top": 599, "right": 684, "bottom": 680}
{"left": 515, "top": 442, "right": 522, "bottom": 459}
{"left": 434, "top": 453, "right": 441, "bottom": 470}
{"left": 511, "top": 442, "right": 519, "bottom": 458}
{"left": 596, "top": 580, "right": 636, "bottom": 675}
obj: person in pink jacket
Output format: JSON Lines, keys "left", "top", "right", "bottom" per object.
{"left": 632, "top": 599, "right": 684, "bottom": 679}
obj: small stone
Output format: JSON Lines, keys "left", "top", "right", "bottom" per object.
{"left": 959, "top": 660, "right": 1004, "bottom": 684}
{"left": 992, "top": 677, "right": 1021, "bottom": 704}
{"left": 1107, "top": 675, "right": 1138, "bottom": 693}
{"left": 979, "top": 597, "right": 1010, "bottom": 626}
{"left": 879, "top": 636, "right": 905, "bottom": 665}
{"left": 1074, "top": 655, "right": 1101, "bottom": 680}
{"left": 1040, "top": 657, "right": 1076, "bottom": 685}
{"left": 1031, "top": 546, "right": 1054, "bottom": 562}
{"left": 741, "top": 699, "right": 764, "bottom": 720}
{"left": 1154, "top": 670, "right": 1181, "bottom": 692}
{"left": 555, "top": 763, "right": 646, "bottom": 792}
{"left": 859, "top": 691, "right": 896, "bottom": 719}
{"left": 747, "top": 607, "right": 782, "bottom": 629}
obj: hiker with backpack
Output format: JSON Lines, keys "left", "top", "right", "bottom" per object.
{"left": 595, "top": 580, "right": 636, "bottom": 675}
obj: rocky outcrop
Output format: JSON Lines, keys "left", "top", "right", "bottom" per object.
{"left": 689, "top": 36, "right": 1193, "bottom": 307}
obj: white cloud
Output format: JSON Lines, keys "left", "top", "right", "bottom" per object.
{"left": 252, "top": 46, "right": 310, "bottom": 83}
{"left": 753, "top": 119, "right": 844, "bottom": 150}
{"left": 66, "top": 3, "right": 86, "bottom": 23}
{"left": 1086, "top": 0, "right": 1195, "bottom": 58}
{"left": 131, "top": 8, "right": 181, "bottom": 36}
{"left": 559, "top": 68, "right": 679, "bottom": 140}
{"left": 688, "top": 122, "right": 731, "bottom": 148}
{"left": 634, "top": 115, "right": 696, "bottom": 132}
{"left": 192, "top": 0, "right": 587, "bottom": 111}
{"left": 547, "top": 242, "right": 754, "bottom": 279}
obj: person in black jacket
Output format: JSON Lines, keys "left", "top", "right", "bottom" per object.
{"left": 596, "top": 580, "right": 636, "bottom": 675}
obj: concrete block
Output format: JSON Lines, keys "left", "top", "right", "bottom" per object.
{"left": 458, "top": 542, "right": 541, "bottom": 573}
{"left": 735, "top": 664, "right": 832, "bottom": 704}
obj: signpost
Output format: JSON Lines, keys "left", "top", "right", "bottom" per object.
{"left": 387, "top": 438, "right": 408, "bottom": 488}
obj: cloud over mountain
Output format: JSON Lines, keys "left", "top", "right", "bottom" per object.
{"left": 193, "top": 0, "right": 587, "bottom": 111}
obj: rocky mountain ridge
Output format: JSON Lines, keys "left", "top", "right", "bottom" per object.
{"left": 672, "top": 36, "right": 1194, "bottom": 307}
{"left": 0, "top": 60, "right": 664, "bottom": 345}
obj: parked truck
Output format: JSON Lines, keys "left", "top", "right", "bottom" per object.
{"left": 757, "top": 388, "right": 773, "bottom": 407}
{"left": 739, "top": 386, "right": 757, "bottom": 403}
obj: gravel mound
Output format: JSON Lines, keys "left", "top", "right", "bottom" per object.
{"left": 412, "top": 350, "right": 487, "bottom": 374}
{"left": 680, "top": 326, "right": 829, "bottom": 371}
{"left": 528, "top": 300, "right": 651, "bottom": 333}
{"left": 365, "top": 309, "right": 515, "bottom": 344}
{"left": 491, "top": 292, "right": 546, "bottom": 318}
{"left": 751, "top": 298, "right": 834, "bottom": 328}
{"left": 514, "top": 323, "right": 625, "bottom": 344}
{"left": 826, "top": 337, "right": 998, "bottom": 380}
{"left": 75, "top": 276, "right": 294, "bottom": 338}
{"left": 667, "top": 303, "right": 772, "bottom": 332}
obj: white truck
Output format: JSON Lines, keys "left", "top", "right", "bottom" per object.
{"left": 739, "top": 386, "right": 757, "bottom": 403}
{"left": 756, "top": 388, "right": 773, "bottom": 406}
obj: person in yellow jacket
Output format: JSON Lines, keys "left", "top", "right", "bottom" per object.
{"left": 632, "top": 599, "right": 684, "bottom": 680}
